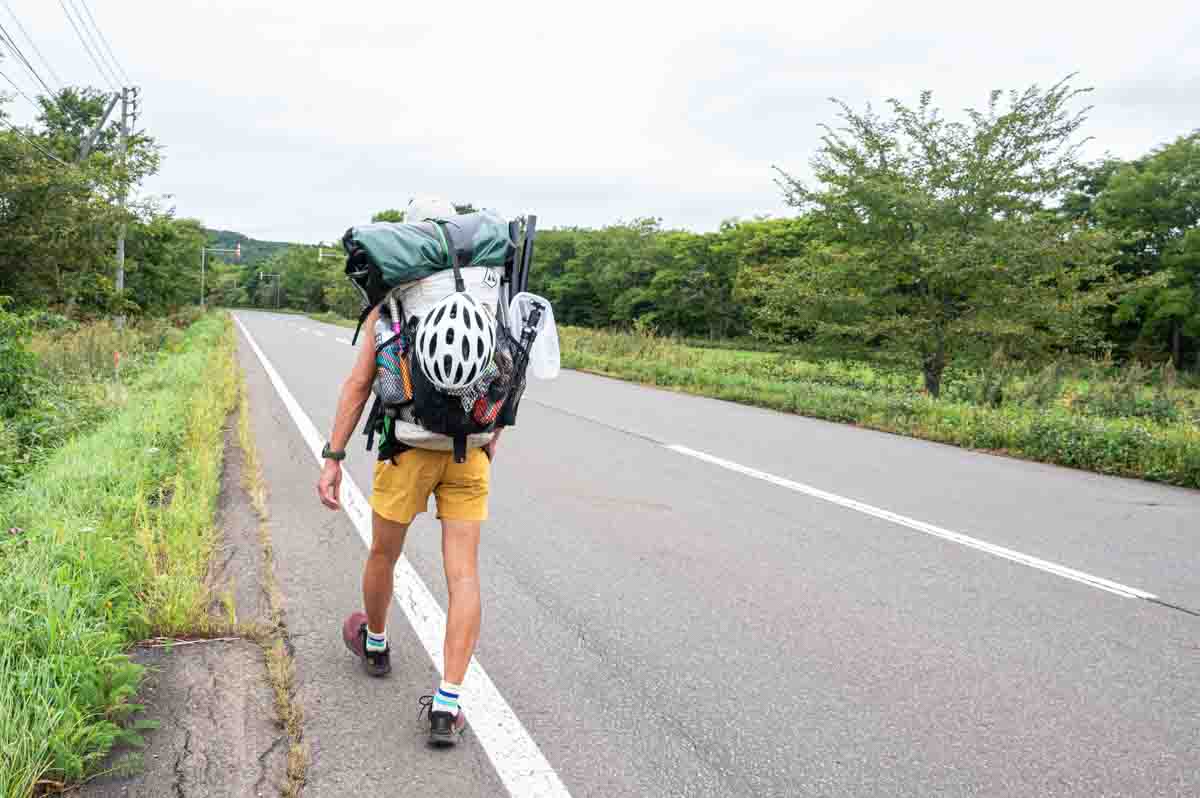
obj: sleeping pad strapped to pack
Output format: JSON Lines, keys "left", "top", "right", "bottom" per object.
{"left": 344, "top": 211, "right": 536, "bottom": 463}
{"left": 343, "top": 210, "right": 515, "bottom": 309}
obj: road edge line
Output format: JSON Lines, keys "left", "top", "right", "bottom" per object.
{"left": 233, "top": 314, "right": 572, "bottom": 798}
{"left": 667, "top": 444, "right": 1157, "bottom": 600}
{"left": 525, "top": 397, "right": 1156, "bottom": 602}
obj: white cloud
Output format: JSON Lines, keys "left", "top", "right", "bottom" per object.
{"left": 2, "top": 0, "right": 1197, "bottom": 242}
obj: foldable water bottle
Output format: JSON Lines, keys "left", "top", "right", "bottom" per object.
{"left": 508, "top": 292, "right": 560, "bottom": 380}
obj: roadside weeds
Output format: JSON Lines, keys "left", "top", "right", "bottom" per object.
{"left": 237, "top": 371, "right": 309, "bottom": 797}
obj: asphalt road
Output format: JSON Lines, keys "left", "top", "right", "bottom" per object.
{"left": 233, "top": 310, "right": 1199, "bottom": 798}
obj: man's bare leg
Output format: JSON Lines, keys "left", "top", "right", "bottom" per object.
{"left": 364, "top": 511, "right": 409, "bottom": 634}
{"left": 440, "top": 519, "right": 482, "bottom": 685}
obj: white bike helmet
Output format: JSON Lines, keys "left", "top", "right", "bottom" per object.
{"left": 416, "top": 293, "right": 495, "bottom": 391}
{"left": 407, "top": 196, "right": 457, "bottom": 223}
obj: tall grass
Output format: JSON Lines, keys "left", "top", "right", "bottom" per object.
{"left": 0, "top": 314, "right": 198, "bottom": 493}
{"left": 0, "top": 314, "right": 236, "bottom": 798}
{"left": 560, "top": 326, "right": 1200, "bottom": 489}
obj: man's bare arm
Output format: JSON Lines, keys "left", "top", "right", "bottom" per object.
{"left": 328, "top": 309, "right": 379, "bottom": 452}
{"left": 318, "top": 309, "right": 378, "bottom": 509}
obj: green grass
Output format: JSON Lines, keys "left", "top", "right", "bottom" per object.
{"left": 560, "top": 326, "right": 1200, "bottom": 489}
{"left": 0, "top": 314, "right": 237, "bottom": 798}
{"left": 307, "top": 311, "right": 358, "bottom": 329}
{"left": 0, "top": 311, "right": 205, "bottom": 493}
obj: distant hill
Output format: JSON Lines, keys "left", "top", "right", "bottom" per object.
{"left": 204, "top": 229, "right": 293, "bottom": 267}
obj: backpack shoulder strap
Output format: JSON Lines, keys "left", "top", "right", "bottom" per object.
{"left": 351, "top": 302, "right": 378, "bottom": 346}
{"left": 363, "top": 396, "right": 382, "bottom": 451}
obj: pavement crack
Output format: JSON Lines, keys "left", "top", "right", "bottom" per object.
{"left": 254, "top": 734, "right": 287, "bottom": 794}
{"left": 1145, "top": 596, "right": 1200, "bottom": 618}
{"left": 173, "top": 727, "right": 191, "bottom": 798}
{"left": 528, "top": 397, "right": 666, "bottom": 446}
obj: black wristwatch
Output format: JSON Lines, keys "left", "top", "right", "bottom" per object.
{"left": 321, "top": 442, "right": 346, "bottom": 462}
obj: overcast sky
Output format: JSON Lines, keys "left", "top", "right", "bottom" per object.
{"left": 2, "top": 1, "right": 1197, "bottom": 243}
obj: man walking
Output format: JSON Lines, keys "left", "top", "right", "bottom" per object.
{"left": 316, "top": 197, "right": 500, "bottom": 746}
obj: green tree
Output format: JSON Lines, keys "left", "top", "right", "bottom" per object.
{"left": 37, "top": 87, "right": 159, "bottom": 181}
{"left": 320, "top": 241, "right": 360, "bottom": 317}
{"left": 1060, "top": 157, "right": 1127, "bottom": 226}
{"left": 269, "top": 245, "right": 327, "bottom": 311}
{"left": 0, "top": 75, "right": 175, "bottom": 316}
{"left": 726, "top": 216, "right": 818, "bottom": 341}
{"left": 371, "top": 209, "right": 405, "bottom": 223}
{"left": 775, "top": 78, "right": 1122, "bottom": 395}
{"left": 530, "top": 222, "right": 667, "bottom": 328}
{"left": 1094, "top": 132, "right": 1200, "bottom": 367}
{"left": 124, "top": 214, "right": 208, "bottom": 312}
{"left": 529, "top": 218, "right": 798, "bottom": 338}
{"left": 0, "top": 118, "right": 123, "bottom": 312}
{"left": 36, "top": 87, "right": 120, "bottom": 160}
{"left": 639, "top": 229, "right": 743, "bottom": 338}
{"left": 204, "top": 257, "right": 250, "bottom": 308}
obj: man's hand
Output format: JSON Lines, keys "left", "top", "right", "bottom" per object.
{"left": 483, "top": 429, "right": 502, "bottom": 463}
{"left": 318, "top": 460, "right": 343, "bottom": 510}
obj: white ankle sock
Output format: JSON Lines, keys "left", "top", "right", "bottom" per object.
{"left": 365, "top": 627, "right": 387, "bottom": 652}
{"left": 432, "top": 680, "right": 461, "bottom": 716}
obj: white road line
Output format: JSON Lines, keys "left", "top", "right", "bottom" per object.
{"left": 297, "top": 326, "right": 309, "bottom": 333}
{"left": 668, "top": 445, "right": 1158, "bottom": 600}
{"left": 525, "top": 399, "right": 1157, "bottom": 602}
{"left": 234, "top": 315, "right": 571, "bottom": 798}
{"left": 312, "top": 330, "right": 325, "bottom": 337}
{"left": 337, "top": 337, "right": 352, "bottom": 345}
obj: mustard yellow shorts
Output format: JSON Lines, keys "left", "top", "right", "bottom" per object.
{"left": 369, "top": 447, "right": 490, "bottom": 524}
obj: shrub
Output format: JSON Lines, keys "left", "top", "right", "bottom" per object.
{"left": 0, "top": 299, "right": 39, "bottom": 417}
{"left": 560, "top": 326, "right": 1200, "bottom": 488}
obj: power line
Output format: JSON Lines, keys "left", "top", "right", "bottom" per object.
{"left": 0, "top": 0, "right": 63, "bottom": 88}
{"left": 73, "top": 0, "right": 129, "bottom": 86}
{"left": 0, "top": 21, "right": 55, "bottom": 97}
{"left": 0, "top": 64, "right": 39, "bottom": 109}
{"left": 0, "top": 115, "right": 69, "bottom": 166}
{"left": 57, "top": 0, "right": 117, "bottom": 90}
{"left": 0, "top": 24, "right": 47, "bottom": 94}
{"left": 66, "top": 0, "right": 122, "bottom": 88}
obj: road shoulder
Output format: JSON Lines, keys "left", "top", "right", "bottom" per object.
{"left": 83, "top": 419, "right": 291, "bottom": 796}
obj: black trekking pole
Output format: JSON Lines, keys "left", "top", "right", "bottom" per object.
{"left": 502, "top": 219, "right": 519, "bottom": 310}
{"left": 507, "top": 299, "right": 544, "bottom": 423}
{"left": 515, "top": 215, "right": 537, "bottom": 294}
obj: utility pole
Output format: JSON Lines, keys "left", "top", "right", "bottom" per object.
{"left": 77, "top": 93, "right": 119, "bottom": 163}
{"left": 114, "top": 86, "right": 138, "bottom": 326}
{"left": 200, "top": 244, "right": 240, "bottom": 308}
{"left": 115, "top": 87, "right": 127, "bottom": 324}
{"left": 259, "top": 272, "right": 281, "bottom": 309}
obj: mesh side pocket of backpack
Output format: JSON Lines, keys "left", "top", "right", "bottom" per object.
{"left": 492, "top": 319, "right": 527, "bottom": 427}
{"left": 374, "top": 336, "right": 413, "bottom": 405}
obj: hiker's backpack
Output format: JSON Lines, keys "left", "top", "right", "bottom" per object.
{"left": 344, "top": 212, "right": 540, "bottom": 463}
